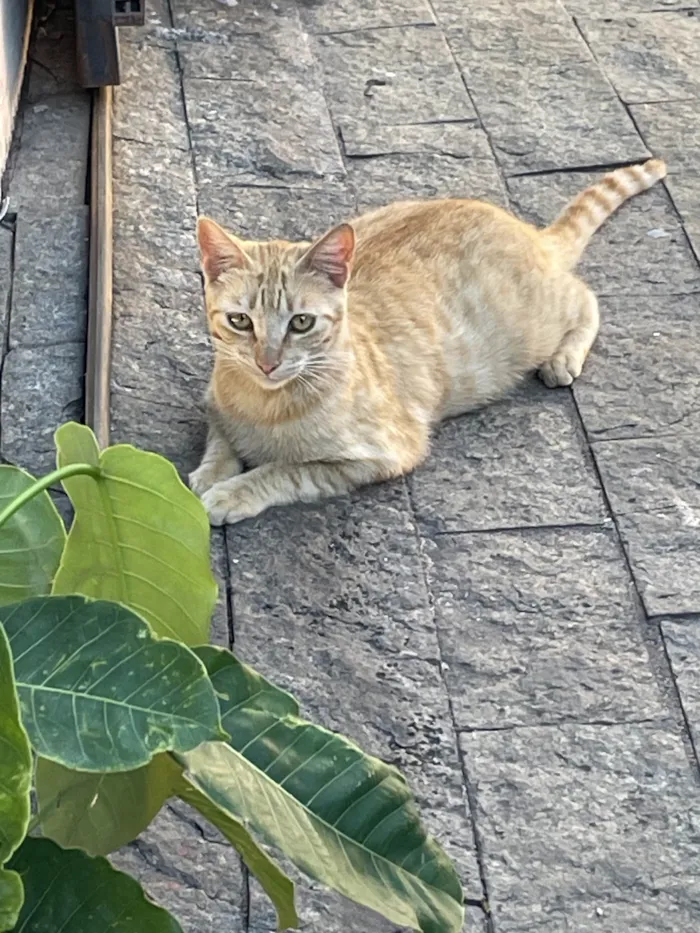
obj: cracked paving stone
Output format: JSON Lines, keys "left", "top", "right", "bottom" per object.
{"left": 114, "top": 43, "right": 190, "bottom": 151}
{"left": 593, "top": 434, "right": 700, "bottom": 616}
{"left": 1, "top": 343, "right": 84, "bottom": 477}
{"left": 196, "top": 183, "right": 358, "bottom": 242}
{"left": 299, "top": 0, "right": 435, "bottom": 34}
{"left": 507, "top": 170, "right": 700, "bottom": 295}
{"left": 577, "top": 11, "right": 700, "bottom": 104}
{"left": 573, "top": 293, "right": 700, "bottom": 441}
{"left": 185, "top": 77, "right": 344, "bottom": 188}
{"left": 661, "top": 620, "right": 700, "bottom": 754}
{"left": 111, "top": 804, "right": 245, "bottom": 932}
{"left": 9, "top": 208, "right": 88, "bottom": 348}
{"left": 460, "top": 723, "right": 700, "bottom": 933}
{"left": 424, "top": 527, "right": 668, "bottom": 730}
{"left": 410, "top": 382, "right": 605, "bottom": 534}
{"left": 315, "top": 25, "right": 475, "bottom": 131}
{"left": 443, "top": 0, "right": 648, "bottom": 174}
{"left": 346, "top": 123, "right": 507, "bottom": 210}
{"left": 226, "top": 481, "right": 482, "bottom": 897}
{"left": 113, "top": 139, "right": 198, "bottom": 285}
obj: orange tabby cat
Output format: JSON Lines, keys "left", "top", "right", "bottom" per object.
{"left": 191, "top": 159, "right": 666, "bottom": 525}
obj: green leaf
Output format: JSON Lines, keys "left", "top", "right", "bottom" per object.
{"left": 3, "top": 595, "right": 224, "bottom": 771}
{"left": 0, "top": 624, "right": 32, "bottom": 931}
{"left": 8, "top": 837, "right": 184, "bottom": 932}
{"left": 35, "top": 754, "right": 181, "bottom": 856}
{"left": 177, "top": 776, "right": 299, "bottom": 931}
{"left": 0, "top": 465, "right": 65, "bottom": 606}
{"left": 53, "top": 422, "right": 216, "bottom": 646}
{"left": 181, "top": 648, "right": 464, "bottom": 933}
{"left": 0, "top": 870, "right": 23, "bottom": 933}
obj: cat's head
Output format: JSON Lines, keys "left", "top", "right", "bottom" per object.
{"left": 197, "top": 218, "right": 355, "bottom": 391}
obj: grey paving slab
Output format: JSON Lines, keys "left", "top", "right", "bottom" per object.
{"left": 197, "top": 182, "right": 357, "bottom": 242}
{"left": 111, "top": 277, "right": 209, "bottom": 412}
{"left": 593, "top": 435, "right": 700, "bottom": 616}
{"left": 111, "top": 804, "right": 245, "bottom": 932}
{"left": 300, "top": 0, "right": 434, "bottom": 34}
{"left": 410, "top": 383, "right": 606, "bottom": 534}
{"left": 111, "top": 390, "right": 207, "bottom": 478}
{"left": 577, "top": 12, "right": 700, "bottom": 104}
{"left": 661, "top": 619, "right": 700, "bottom": 754}
{"left": 110, "top": 274, "right": 209, "bottom": 476}
{"left": 26, "top": 6, "right": 81, "bottom": 101}
{"left": 573, "top": 293, "right": 700, "bottom": 441}
{"left": 562, "top": 0, "right": 698, "bottom": 16}
{"left": 460, "top": 723, "right": 700, "bottom": 933}
{"left": 114, "top": 43, "right": 190, "bottom": 151}
{"left": 424, "top": 527, "right": 668, "bottom": 730}
{"left": 113, "top": 138, "right": 198, "bottom": 286}
{"left": 315, "top": 25, "right": 476, "bottom": 130}
{"left": 226, "top": 482, "right": 482, "bottom": 897}
{"left": 171, "top": 0, "right": 302, "bottom": 38}
{"left": 209, "top": 529, "right": 230, "bottom": 648}
{"left": 118, "top": 0, "right": 172, "bottom": 45}
{"left": 1, "top": 343, "right": 84, "bottom": 477}
{"left": 630, "top": 101, "right": 700, "bottom": 256}
{"left": 185, "top": 77, "right": 344, "bottom": 188}
{"left": 0, "top": 226, "right": 12, "bottom": 349}
{"left": 507, "top": 171, "right": 700, "bottom": 295}
{"left": 179, "top": 27, "right": 316, "bottom": 82}
{"left": 6, "top": 94, "right": 90, "bottom": 213}
{"left": 346, "top": 123, "right": 507, "bottom": 210}
{"left": 9, "top": 208, "right": 88, "bottom": 348}
{"left": 443, "top": 0, "right": 648, "bottom": 174}
{"left": 631, "top": 99, "right": 700, "bottom": 174}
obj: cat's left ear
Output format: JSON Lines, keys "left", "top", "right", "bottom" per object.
{"left": 299, "top": 223, "right": 355, "bottom": 288}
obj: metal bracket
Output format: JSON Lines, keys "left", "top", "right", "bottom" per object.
{"left": 114, "top": 1, "right": 145, "bottom": 27}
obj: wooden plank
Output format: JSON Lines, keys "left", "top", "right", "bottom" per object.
{"left": 74, "top": 0, "right": 120, "bottom": 88}
{"left": 85, "top": 85, "right": 113, "bottom": 448}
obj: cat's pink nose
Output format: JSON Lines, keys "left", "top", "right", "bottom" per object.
{"left": 257, "top": 360, "right": 280, "bottom": 375}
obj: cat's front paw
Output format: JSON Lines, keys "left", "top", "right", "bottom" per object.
{"left": 189, "top": 459, "right": 242, "bottom": 497}
{"left": 200, "top": 477, "right": 261, "bottom": 526}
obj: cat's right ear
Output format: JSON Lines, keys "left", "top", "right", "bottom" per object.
{"left": 197, "top": 217, "right": 251, "bottom": 281}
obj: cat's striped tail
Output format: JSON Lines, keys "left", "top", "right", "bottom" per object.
{"left": 544, "top": 158, "right": 667, "bottom": 269}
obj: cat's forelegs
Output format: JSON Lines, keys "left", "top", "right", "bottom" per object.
{"left": 189, "top": 424, "right": 243, "bottom": 496}
{"left": 200, "top": 459, "right": 393, "bottom": 525}
{"left": 539, "top": 286, "right": 600, "bottom": 388}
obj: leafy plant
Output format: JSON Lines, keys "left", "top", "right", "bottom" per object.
{"left": 0, "top": 423, "right": 464, "bottom": 933}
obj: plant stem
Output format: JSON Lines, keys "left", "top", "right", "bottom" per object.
{"left": 0, "top": 464, "right": 102, "bottom": 529}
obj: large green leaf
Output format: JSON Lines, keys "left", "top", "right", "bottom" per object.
{"left": 181, "top": 648, "right": 464, "bottom": 933}
{"left": 0, "top": 465, "right": 65, "bottom": 606}
{"left": 2, "top": 595, "right": 224, "bottom": 771}
{"left": 35, "top": 754, "right": 181, "bottom": 856}
{"left": 8, "top": 837, "right": 184, "bottom": 932}
{"left": 0, "top": 624, "right": 32, "bottom": 931}
{"left": 177, "top": 775, "right": 299, "bottom": 931}
{"left": 53, "top": 422, "right": 216, "bottom": 646}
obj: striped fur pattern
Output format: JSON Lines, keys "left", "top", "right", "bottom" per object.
{"left": 191, "top": 159, "right": 666, "bottom": 525}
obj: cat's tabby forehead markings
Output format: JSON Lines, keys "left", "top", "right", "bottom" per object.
{"left": 192, "top": 160, "right": 667, "bottom": 526}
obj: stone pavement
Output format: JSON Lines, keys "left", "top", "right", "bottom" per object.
{"left": 3, "top": 1, "right": 700, "bottom": 931}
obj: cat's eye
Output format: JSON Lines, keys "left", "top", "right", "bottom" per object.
{"left": 227, "top": 312, "right": 253, "bottom": 332}
{"left": 289, "top": 314, "right": 315, "bottom": 334}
